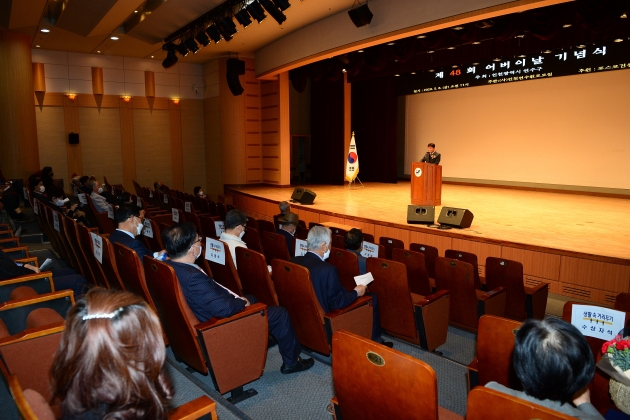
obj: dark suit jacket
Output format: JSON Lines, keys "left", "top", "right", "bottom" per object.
{"left": 420, "top": 151, "right": 441, "bottom": 165}
{"left": 346, "top": 248, "right": 367, "bottom": 275}
{"left": 167, "top": 260, "right": 246, "bottom": 322}
{"left": 292, "top": 252, "right": 357, "bottom": 313}
{"left": 109, "top": 229, "right": 153, "bottom": 261}
{"left": 0, "top": 249, "right": 32, "bottom": 280}
{"left": 276, "top": 228, "right": 296, "bottom": 257}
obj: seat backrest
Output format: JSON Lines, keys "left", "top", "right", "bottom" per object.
{"left": 0, "top": 291, "right": 73, "bottom": 336}
{"left": 485, "top": 257, "right": 526, "bottom": 321}
{"left": 331, "top": 235, "right": 345, "bottom": 250}
{"left": 327, "top": 248, "right": 360, "bottom": 292}
{"left": 206, "top": 241, "right": 242, "bottom": 296}
{"left": 296, "top": 227, "right": 309, "bottom": 240}
{"left": 445, "top": 249, "right": 482, "bottom": 290}
{"left": 257, "top": 219, "right": 275, "bottom": 235}
{"left": 57, "top": 215, "right": 82, "bottom": 274}
{"left": 207, "top": 200, "right": 219, "bottom": 217}
{"left": 44, "top": 206, "right": 70, "bottom": 261}
{"left": 199, "top": 216, "right": 219, "bottom": 239}
{"left": 77, "top": 224, "right": 110, "bottom": 289}
{"left": 467, "top": 387, "right": 573, "bottom": 420}
{"left": 271, "top": 259, "right": 330, "bottom": 355}
{"left": 84, "top": 194, "right": 115, "bottom": 234}
{"left": 142, "top": 218, "right": 165, "bottom": 253}
{"left": 366, "top": 258, "right": 418, "bottom": 340}
{"left": 216, "top": 202, "right": 227, "bottom": 220}
{"left": 183, "top": 211, "right": 203, "bottom": 234}
{"left": 0, "top": 273, "right": 54, "bottom": 304}
{"left": 235, "top": 248, "right": 279, "bottom": 306}
{"left": 143, "top": 257, "right": 207, "bottom": 374}
{"left": 363, "top": 233, "right": 375, "bottom": 243}
{"left": 435, "top": 257, "right": 478, "bottom": 330}
{"left": 246, "top": 217, "right": 259, "bottom": 231}
{"left": 242, "top": 227, "right": 264, "bottom": 254}
{"left": 392, "top": 248, "right": 432, "bottom": 296}
{"left": 100, "top": 236, "right": 125, "bottom": 290}
{"left": 260, "top": 231, "right": 291, "bottom": 265}
{"left": 63, "top": 217, "right": 94, "bottom": 283}
{"left": 332, "top": 330, "right": 440, "bottom": 420}
{"left": 378, "top": 236, "right": 404, "bottom": 260}
{"left": 616, "top": 293, "right": 630, "bottom": 312}
{"left": 410, "top": 243, "right": 439, "bottom": 279}
{"left": 329, "top": 227, "right": 347, "bottom": 237}
{"left": 476, "top": 315, "right": 521, "bottom": 388}
{"left": 113, "top": 243, "right": 157, "bottom": 311}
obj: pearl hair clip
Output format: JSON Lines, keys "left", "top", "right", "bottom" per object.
{"left": 82, "top": 307, "right": 124, "bottom": 321}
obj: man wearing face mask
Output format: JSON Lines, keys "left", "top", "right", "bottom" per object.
{"left": 276, "top": 212, "right": 299, "bottom": 257}
{"left": 163, "top": 222, "right": 314, "bottom": 374}
{"left": 30, "top": 176, "right": 50, "bottom": 204}
{"left": 219, "top": 209, "right": 248, "bottom": 268}
{"left": 292, "top": 226, "right": 392, "bottom": 347}
{"left": 109, "top": 203, "right": 167, "bottom": 261}
{"left": 87, "top": 180, "right": 110, "bottom": 213}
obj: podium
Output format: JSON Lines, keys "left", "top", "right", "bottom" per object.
{"left": 410, "top": 162, "right": 442, "bottom": 206}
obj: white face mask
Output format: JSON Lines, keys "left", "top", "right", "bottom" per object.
{"left": 97, "top": 187, "right": 103, "bottom": 194}
{"left": 39, "top": 185, "right": 45, "bottom": 193}
{"left": 136, "top": 221, "right": 144, "bottom": 236}
{"left": 198, "top": 191, "right": 204, "bottom": 196}
{"left": 239, "top": 230, "right": 245, "bottom": 239}
{"left": 323, "top": 245, "right": 331, "bottom": 260}
{"left": 55, "top": 199, "right": 65, "bottom": 207}
{"left": 193, "top": 244, "right": 202, "bottom": 259}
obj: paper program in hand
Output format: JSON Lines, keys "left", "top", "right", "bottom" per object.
{"left": 354, "top": 272, "right": 374, "bottom": 287}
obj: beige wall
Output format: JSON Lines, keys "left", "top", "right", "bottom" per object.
{"left": 405, "top": 69, "right": 630, "bottom": 190}
{"left": 79, "top": 107, "right": 124, "bottom": 185}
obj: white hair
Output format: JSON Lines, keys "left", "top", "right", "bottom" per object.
{"left": 279, "top": 201, "right": 291, "bottom": 214}
{"left": 307, "top": 226, "right": 331, "bottom": 251}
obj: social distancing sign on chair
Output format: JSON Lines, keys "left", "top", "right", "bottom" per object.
{"left": 205, "top": 238, "right": 226, "bottom": 265}
{"left": 571, "top": 304, "right": 625, "bottom": 341}
{"left": 90, "top": 232, "right": 103, "bottom": 264}
{"left": 295, "top": 239, "right": 308, "bottom": 257}
{"left": 361, "top": 241, "right": 378, "bottom": 258}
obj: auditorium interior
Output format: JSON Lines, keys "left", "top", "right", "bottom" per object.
{"left": 1, "top": 0, "right": 630, "bottom": 418}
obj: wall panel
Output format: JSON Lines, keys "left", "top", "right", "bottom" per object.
{"left": 180, "top": 99, "right": 206, "bottom": 194}
{"left": 559, "top": 257, "right": 630, "bottom": 293}
{"left": 133, "top": 109, "right": 172, "bottom": 188}
{"left": 501, "top": 246, "right": 561, "bottom": 280}
{"left": 78, "top": 107, "right": 123, "bottom": 184}
{"left": 34, "top": 106, "right": 69, "bottom": 191}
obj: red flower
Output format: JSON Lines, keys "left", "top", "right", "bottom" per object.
{"left": 619, "top": 341, "right": 628, "bottom": 351}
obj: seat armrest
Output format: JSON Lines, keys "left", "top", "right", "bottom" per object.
{"left": 477, "top": 287, "right": 506, "bottom": 301}
{"left": 0, "top": 271, "right": 54, "bottom": 286}
{"left": 0, "top": 321, "right": 65, "bottom": 346}
{"left": 325, "top": 296, "right": 372, "bottom": 318}
{"left": 101, "top": 233, "right": 110, "bottom": 239}
{"left": 2, "top": 246, "right": 28, "bottom": 257}
{"left": 13, "top": 257, "right": 39, "bottom": 266}
{"left": 87, "top": 227, "right": 99, "bottom": 233}
{"left": 525, "top": 282, "right": 549, "bottom": 294}
{"left": 0, "top": 290, "right": 74, "bottom": 310}
{"left": 195, "top": 303, "right": 267, "bottom": 330}
{"left": 413, "top": 289, "right": 449, "bottom": 306}
{"left": 169, "top": 395, "right": 217, "bottom": 420}
{"left": 0, "top": 224, "right": 11, "bottom": 231}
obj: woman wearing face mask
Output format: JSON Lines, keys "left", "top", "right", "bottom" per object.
{"left": 50, "top": 195, "right": 91, "bottom": 227}
{"left": 193, "top": 186, "right": 206, "bottom": 199}
{"left": 29, "top": 176, "right": 51, "bottom": 204}
{"left": 109, "top": 203, "right": 168, "bottom": 261}
{"left": 219, "top": 209, "right": 249, "bottom": 268}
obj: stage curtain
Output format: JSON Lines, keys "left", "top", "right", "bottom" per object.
{"left": 310, "top": 77, "right": 345, "bottom": 185}
{"left": 350, "top": 76, "right": 398, "bottom": 183}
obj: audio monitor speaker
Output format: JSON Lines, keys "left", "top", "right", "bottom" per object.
{"left": 437, "top": 207, "right": 474, "bottom": 228}
{"left": 68, "top": 132, "right": 79, "bottom": 144}
{"left": 226, "top": 58, "right": 245, "bottom": 96}
{"left": 290, "top": 188, "right": 317, "bottom": 205}
{"left": 407, "top": 205, "right": 435, "bottom": 224}
{"left": 348, "top": 4, "right": 373, "bottom": 28}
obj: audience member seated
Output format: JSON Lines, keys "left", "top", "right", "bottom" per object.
{"left": 78, "top": 176, "right": 92, "bottom": 195}
{"left": 48, "top": 193, "right": 89, "bottom": 226}
{"left": 276, "top": 201, "right": 290, "bottom": 219}
{"left": 0, "top": 247, "right": 87, "bottom": 298}
{"left": 50, "top": 288, "right": 173, "bottom": 419}
{"left": 276, "top": 212, "right": 299, "bottom": 257}
{"left": 486, "top": 317, "right": 604, "bottom": 419}
{"left": 162, "top": 222, "right": 314, "bottom": 374}
{"left": 0, "top": 169, "right": 28, "bottom": 223}
{"left": 109, "top": 203, "right": 167, "bottom": 261}
{"left": 154, "top": 181, "right": 170, "bottom": 194}
{"left": 41, "top": 166, "right": 64, "bottom": 199}
{"left": 30, "top": 176, "right": 51, "bottom": 205}
{"left": 87, "top": 180, "right": 109, "bottom": 213}
{"left": 193, "top": 186, "right": 206, "bottom": 199}
{"left": 292, "top": 226, "right": 392, "bottom": 347}
{"left": 344, "top": 228, "right": 367, "bottom": 275}
{"left": 118, "top": 191, "right": 133, "bottom": 204}
{"left": 219, "top": 209, "right": 248, "bottom": 268}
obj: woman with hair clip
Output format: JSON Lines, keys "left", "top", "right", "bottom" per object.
{"left": 50, "top": 288, "right": 173, "bottom": 419}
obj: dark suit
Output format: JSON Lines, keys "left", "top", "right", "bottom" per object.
{"left": 292, "top": 252, "right": 383, "bottom": 342}
{"left": 167, "top": 260, "right": 302, "bottom": 366}
{"left": 346, "top": 248, "right": 367, "bottom": 275}
{"left": 109, "top": 229, "right": 153, "bottom": 260}
{"left": 420, "top": 151, "right": 441, "bottom": 165}
{"left": 276, "top": 228, "right": 296, "bottom": 257}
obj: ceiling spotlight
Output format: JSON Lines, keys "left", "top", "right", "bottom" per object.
{"left": 219, "top": 17, "right": 238, "bottom": 36}
{"left": 342, "top": 68, "right": 347, "bottom": 73}
{"left": 247, "top": 1, "right": 267, "bottom": 23}
{"left": 428, "top": 69, "right": 435, "bottom": 72}
{"left": 40, "top": 28, "right": 50, "bottom": 33}
{"left": 417, "top": 35, "right": 426, "bottom": 39}
{"left": 259, "top": 0, "right": 286, "bottom": 25}
{"left": 357, "top": 50, "right": 364, "bottom": 53}
{"left": 493, "top": 58, "right": 501, "bottom": 62}
{"left": 394, "top": 74, "right": 400, "bottom": 77}
{"left": 151, "top": 55, "right": 154, "bottom": 58}
{"left": 452, "top": 26, "right": 463, "bottom": 30}
{"left": 427, "top": 50, "right": 434, "bottom": 53}
{"left": 451, "top": 65, "right": 458, "bottom": 68}
{"left": 411, "top": 72, "right": 416, "bottom": 74}
{"left": 195, "top": 30, "right": 210, "bottom": 47}
{"left": 515, "top": 34, "right": 525, "bottom": 38}
{"left": 563, "top": 23, "right": 572, "bottom": 28}
{"left": 162, "top": 43, "right": 178, "bottom": 68}
{"left": 272, "top": 0, "right": 291, "bottom": 12}
{"left": 134, "top": 10, "right": 138, "bottom": 13}
{"left": 35, "top": 45, "right": 40, "bottom": 48}
{"left": 472, "top": 62, "right": 479, "bottom": 65}
{"left": 206, "top": 24, "right": 222, "bottom": 43}
{"left": 235, "top": 9, "right": 252, "bottom": 28}
{"left": 543, "top": 49, "right": 552, "bottom": 53}
{"left": 518, "top": 54, "right": 526, "bottom": 58}
{"left": 348, "top": 3, "right": 373, "bottom": 28}
{"left": 577, "top": 45, "right": 586, "bottom": 48}
{"left": 184, "top": 36, "right": 200, "bottom": 53}
{"left": 447, "top": 46, "right": 456, "bottom": 50}
{"left": 175, "top": 42, "right": 189, "bottom": 57}
{"left": 614, "top": 38, "right": 624, "bottom": 42}
{"left": 387, "top": 42, "right": 395, "bottom": 46}
{"left": 472, "top": 41, "right": 481, "bottom": 45}
{"left": 621, "top": 13, "right": 627, "bottom": 18}
{"left": 97, "top": 50, "right": 101, "bottom": 53}
{"left": 111, "top": 36, "right": 119, "bottom": 40}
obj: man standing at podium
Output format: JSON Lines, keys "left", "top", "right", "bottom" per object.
{"left": 420, "top": 143, "right": 441, "bottom": 165}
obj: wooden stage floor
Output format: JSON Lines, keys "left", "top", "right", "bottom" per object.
{"left": 229, "top": 182, "right": 630, "bottom": 263}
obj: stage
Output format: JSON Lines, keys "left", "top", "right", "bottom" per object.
{"left": 227, "top": 182, "right": 630, "bottom": 306}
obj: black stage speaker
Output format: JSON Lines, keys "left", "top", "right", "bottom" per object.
{"left": 226, "top": 58, "right": 245, "bottom": 96}
{"left": 407, "top": 205, "right": 435, "bottom": 224}
{"left": 438, "top": 207, "right": 474, "bottom": 228}
{"left": 348, "top": 4, "right": 373, "bottom": 28}
{"left": 68, "top": 132, "right": 79, "bottom": 144}
{"left": 290, "top": 188, "right": 316, "bottom": 205}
